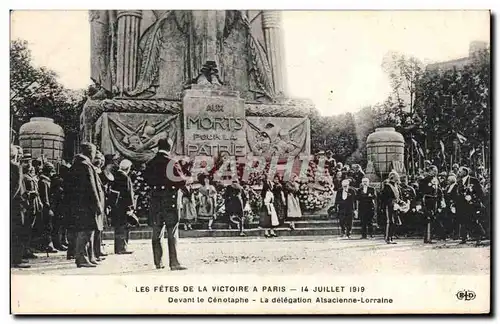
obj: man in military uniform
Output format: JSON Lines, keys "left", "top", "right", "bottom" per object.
{"left": 11, "top": 145, "right": 30, "bottom": 268}
{"left": 417, "top": 165, "right": 445, "bottom": 244}
{"left": 144, "top": 138, "right": 187, "bottom": 270}
{"left": 380, "top": 171, "right": 401, "bottom": 244}
{"left": 356, "top": 177, "right": 376, "bottom": 239}
{"left": 456, "top": 166, "right": 485, "bottom": 245}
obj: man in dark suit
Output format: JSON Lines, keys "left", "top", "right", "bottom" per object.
{"left": 356, "top": 177, "right": 376, "bottom": 239}
{"left": 144, "top": 138, "right": 187, "bottom": 270}
{"left": 110, "top": 159, "right": 136, "bottom": 254}
{"left": 334, "top": 179, "right": 357, "bottom": 238}
{"left": 417, "top": 165, "right": 445, "bottom": 244}
{"left": 38, "top": 162, "right": 58, "bottom": 253}
{"left": 11, "top": 145, "right": 30, "bottom": 268}
{"left": 66, "top": 142, "right": 103, "bottom": 268}
{"left": 456, "top": 167, "right": 485, "bottom": 245}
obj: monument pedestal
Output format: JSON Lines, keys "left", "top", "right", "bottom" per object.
{"left": 81, "top": 95, "right": 313, "bottom": 160}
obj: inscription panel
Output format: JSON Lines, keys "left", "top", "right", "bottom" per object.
{"left": 183, "top": 89, "right": 246, "bottom": 157}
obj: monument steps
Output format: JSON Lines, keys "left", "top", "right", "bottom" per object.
{"left": 102, "top": 216, "right": 384, "bottom": 240}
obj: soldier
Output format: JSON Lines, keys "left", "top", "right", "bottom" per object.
{"left": 144, "top": 138, "right": 187, "bottom": 270}
{"left": 38, "top": 162, "right": 58, "bottom": 253}
{"left": 11, "top": 145, "right": 30, "bottom": 268}
{"left": 380, "top": 171, "right": 402, "bottom": 244}
{"left": 356, "top": 177, "right": 376, "bottom": 239}
{"left": 398, "top": 175, "right": 417, "bottom": 237}
{"left": 334, "top": 179, "right": 357, "bottom": 238}
{"left": 456, "top": 167, "right": 485, "bottom": 245}
{"left": 417, "top": 165, "right": 445, "bottom": 244}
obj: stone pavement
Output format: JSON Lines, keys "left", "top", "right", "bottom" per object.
{"left": 11, "top": 236, "right": 490, "bottom": 276}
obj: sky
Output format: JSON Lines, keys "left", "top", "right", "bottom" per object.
{"left": 10, "top": 10, "right": 490, "bottom": 116}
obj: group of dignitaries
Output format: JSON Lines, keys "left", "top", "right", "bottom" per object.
{"left": 10, "top": 138, "right": 187, "bottom": 270}
{"left": 10, "top": 142, "right": 139, "bottom": 269}
{"left": 11, "top": 138, "right": 489, "bottom": 270}
{"left": 330, "top": 162, "right": 489, "bottom": 245}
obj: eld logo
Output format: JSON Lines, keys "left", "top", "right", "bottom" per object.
{"left": 456, "top": 290, "right": 476, "bottom": 301}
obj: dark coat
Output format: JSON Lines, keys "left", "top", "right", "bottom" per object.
{"left": 224, "top": 183, "right": 247, "bottom": 217}
{"left": 38, "top": 175, "right": 54, "bottom": 224}
{"left": 444, "top": 183, "right": 459, "bottom": 209}
{"left": 65, "top": 154, "right": 102, "bottom": 231}
{"left": 356, "top": 186, "right": 376, "bottom": 212}
{"left": 109, "top": 170, "right": 135, "bottom": 227}
{"left": 50, "top": 174, "right": 65, "bottom": 218}
{"left": 380, "top": 181, "right": 401, "bottom": 225}
{"left": 456, "top": 175, "right": 483, "bottom": 221}
{"left": 335, "top": 187, "right": 357, "bottom": 215}
{"left": 144, "top": 151, "right": 186, "bottom": 227}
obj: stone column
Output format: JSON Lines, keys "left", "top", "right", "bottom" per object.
{"left": 262, "top": 11, "right": 287, "bottom": 97}
{"left": 116, "top": 10, "right": 142, "bottom": 95}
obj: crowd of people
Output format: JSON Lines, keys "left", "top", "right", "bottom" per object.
{"left": 10, "top": 143, "right": 138, "bottom": 269}
{"left": 321, "top": 151, "right": 491, "bottom": 245}
{"left": 10, "top": 140, "right": 490, "bottom": 270}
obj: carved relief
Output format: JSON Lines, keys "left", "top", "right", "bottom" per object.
{"left": 101, "top": 112, "right": 181, "bottom": 163}
{"left": 89, "top": 10, "right": 286, "bottom": 102}
{"left": 246, "top": 117, "right": 309, "bottom": 157}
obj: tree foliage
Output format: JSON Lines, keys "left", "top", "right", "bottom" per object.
{"left": 310, "top": 48, "right": 490, "bottom": 173}
{"left": 413, "top": 48, "right": 490, "bottom": 169}
{"left": 10, "top": 39, "right": 86, "bottom": 156}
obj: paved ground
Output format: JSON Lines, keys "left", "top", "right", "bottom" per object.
{"left": 11, "top": 236, "right": 490, "bottom": 276}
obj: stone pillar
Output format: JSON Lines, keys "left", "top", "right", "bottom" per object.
{"left": 116, "top": 10, "right": 142, "bottom": 95}
{"left": 262, "top": 11, "right": 287, "bottom": 97}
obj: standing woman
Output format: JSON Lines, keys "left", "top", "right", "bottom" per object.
{"left": 285, "top": 174, "right": 302, "bottom": 230}
{"left": 259, "top": 178, "right": 279, "bottom": 237}
{"left": 272, "top": 175, "right": 286, "bottom": 225}
{"left": 178, "top": 178, "right": 197, "bottom": 230}
{"left": 197, "top": 173, "right": 218, "bottom": 230}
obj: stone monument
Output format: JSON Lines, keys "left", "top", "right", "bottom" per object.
{"left": 81, "top": 10, "right": 313, "bottom": 162}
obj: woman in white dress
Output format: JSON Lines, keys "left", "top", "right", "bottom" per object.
{"left": 197, "top": 174, "right": 218, "bottom": 230}
{"left": 285, "top": 174, "right": 302, "bottom": 230}
{"left": 178, "top": 179, "right": 197, "bottom": 230}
